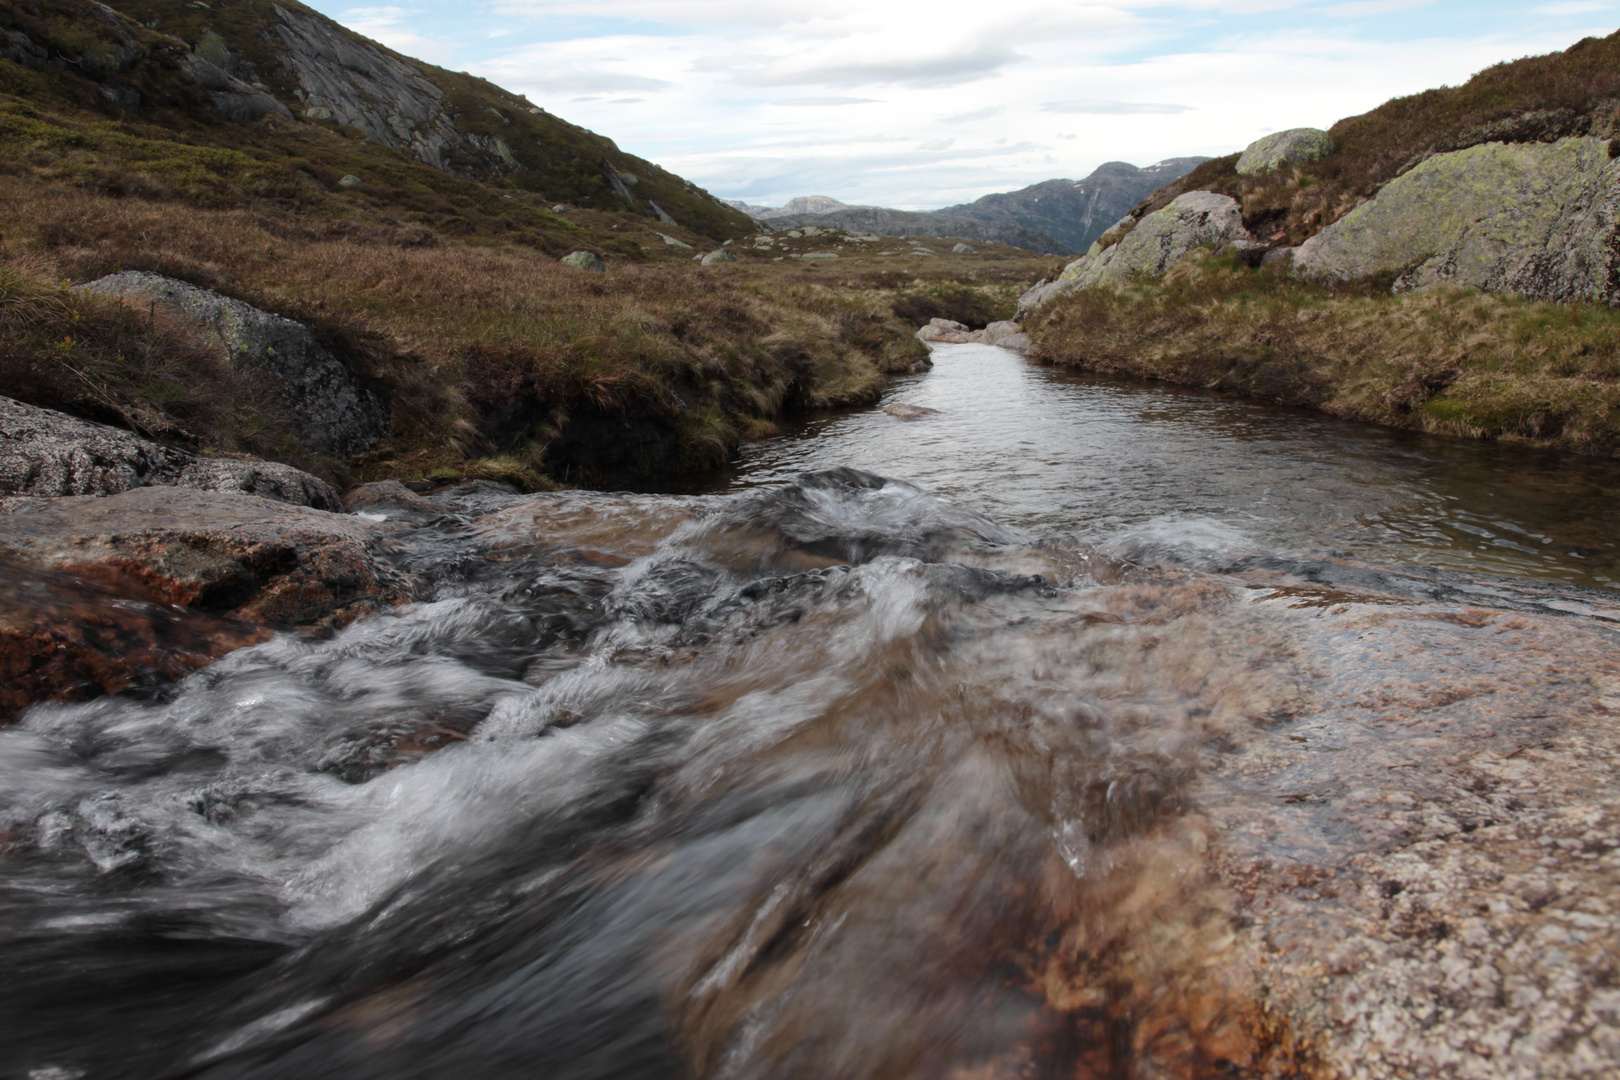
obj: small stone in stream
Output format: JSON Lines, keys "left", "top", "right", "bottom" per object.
{"left": 952, "top": 243, "right": 976, "bottom": 253}
{"left": 885, "top": 403, "right": 941, "bottom": 420}
{"left": 561, "top": 251, "right": 606, "bottom": 272}
{"left": 700, "top": 249, "right": 739, "bottom": 265}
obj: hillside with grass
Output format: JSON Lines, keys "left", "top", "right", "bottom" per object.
{"left": 0, "top": 0, "right": 1048, "bottom": 490}
{"left": 1025, "top": 29, "right": 1620, "bottom": 458}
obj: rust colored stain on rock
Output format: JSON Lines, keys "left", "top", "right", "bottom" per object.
{"left": 0, "top": 487, "right": 416, "bottom": 720}
{"left": 0, "top": 559, "right": 272, "bottom": 721}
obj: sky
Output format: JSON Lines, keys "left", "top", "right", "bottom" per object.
{"left": 300, "top": 0, "right": 1620, "bottom": 210}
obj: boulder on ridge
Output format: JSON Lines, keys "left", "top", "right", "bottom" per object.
{"left": 1017, "top": 191, "right": 1254, "bottom": 313}
{"left": 1236, "top": 128, "right": 1334, "bottom": 175}
{"left": 1293, "top": 136, "right": 1620, "bottom": 304}
{"left": 77, "top": 273, "right": 388, "bottom": 459}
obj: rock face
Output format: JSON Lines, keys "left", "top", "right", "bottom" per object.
{"left": 269, "top": 3, "right": 518, "bottom": 176}
{"left": 78, "top": 273, "right": 388, "bottom": 459}
{"left": 1019, "top": 192, "right": 1254, "bottom": 312}
{"left": 1236, "top": 128, "right": 1335, "bottom": 175}
{"left": 700, "top": 249, "right": 739, "bottom": 266}
{"left": 937, "top": 158, "right": 1211, "bottom": 254}
{"left": 1294, "top": 136, "right": 1620, "bottom": 303}
{"left": 0, "top": 396, "right": 341, "bottom": 511}
{"left": 561, "top": 251, "right": 607, "bottom": 273}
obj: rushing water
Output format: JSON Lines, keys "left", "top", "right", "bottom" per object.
{"left": 2, "top": 345, "right": 1618, "bottom": 1079}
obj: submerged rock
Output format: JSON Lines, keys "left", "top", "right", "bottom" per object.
{"left": 77, "top": 273, "right": 388, "bottom": 459}
{"left": 561, "top": 250, "right": 606, "bottom": 273}
{"left": 884, "top": 403, "right": 941, "bottom": 420}
{"left": 0, "top": 396, "right": 340, "bottom": 511}
{"left": 1294, "top": 136, "right": 1620, "bottom": 304}
{"left": 1236, "top": 127, "right": 1334, "bottom": 175}
{"left": 1018, "top": 191, "right": 1254, "bottom": 312}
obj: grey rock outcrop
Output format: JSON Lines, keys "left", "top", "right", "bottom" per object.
{"left": 1293, "top": 136, "right": 1620, "bottom": 304}
{"left": 700, "top": 249, "right": 739, "bottom": 266}
{"left": 78, "top": 273, "right": 387, "bottom": 459}
{"left": 561, "top": 251, "right": 607, "bottom": 273}
{"left": 0, "top": 396, "right": 340, "bottom": 512}
{"left": 1236, "top": 128, "right": 1334, "bottom": 175}
{"left": 1018, "top": 192, "right": 1254, "bottom": 312}
{"left": 269, "top": 3, "right": 517, "bottom": 176}
{"left": 952, "top": 243, "right": 976, "bottom": 254}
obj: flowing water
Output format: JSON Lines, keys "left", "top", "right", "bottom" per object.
{"left": 3, "top": 344, "right": 1619, "bottom": 1079}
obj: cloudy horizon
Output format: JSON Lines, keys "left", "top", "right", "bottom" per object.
{"left": 302, "top": 0, "right": 1620, "bottom": 211}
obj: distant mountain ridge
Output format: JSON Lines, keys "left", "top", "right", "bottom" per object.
{"left": 938, "top": 158, "right": 1210, "bottom": 254}
{"left": 730, "top": 158, "right": 1208, "bottom": 254}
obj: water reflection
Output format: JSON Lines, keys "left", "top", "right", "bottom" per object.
{"left": 715, "top": 344, "right": 1620, "bottom": 589}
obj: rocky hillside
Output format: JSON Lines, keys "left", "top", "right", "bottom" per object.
{"left": 936, "top": 158, "right": 1208, "bottom": 253}
{"left": 0, "top": 0, "right": 752, "bottom": 239}
{"left": 1017, "top": 29, "right": 1620, "bottom": 457}
{"left": 762, "top": 205, "right": 1069, "bottom": 255}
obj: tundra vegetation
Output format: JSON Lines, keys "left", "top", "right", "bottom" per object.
{"left": 0, "top": 0, "right": 1035, "bottom": 489}
{"left": 1028, "top": 30, "right": 1620, "bottom": 457}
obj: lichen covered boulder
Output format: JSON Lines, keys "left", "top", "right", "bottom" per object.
{"left": 561, "top": 251, "right": 606, "bottom": 273}
{"left": 1293, "top": 136, "right": 1620, "bottom": 303}
{"left": 1235, "top": 128, "right": 1334, "bottom": 175}
{"left": 1018, "top": 192, "right": 1253, "bottom": 312}
{"left": 77, "top": 273, "right": 387, "bottom": 459}
{"left": 700, "top": 248, "right": 739, "bottom": 266}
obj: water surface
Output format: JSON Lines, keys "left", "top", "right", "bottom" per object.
{"left": 719, "top": 343, "right": 1620, "bottom": 589}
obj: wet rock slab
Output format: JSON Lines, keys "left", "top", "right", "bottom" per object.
{"left": 0, "top": 487, "right": 413, "bottom": 718}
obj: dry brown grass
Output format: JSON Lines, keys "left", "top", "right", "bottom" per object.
{"left": 1025, "top": 253, "right": 1620, "bottom": 456}
{"left": 0, "top": 178, "right": 1034, "bottom": 487}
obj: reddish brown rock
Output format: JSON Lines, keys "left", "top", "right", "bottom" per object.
{"left": 0, "top": 486, "right": 414, "bottom": 719}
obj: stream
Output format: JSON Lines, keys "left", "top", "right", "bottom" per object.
{"left": 2, "top": 343, "right": 1618, "bottom": 1079}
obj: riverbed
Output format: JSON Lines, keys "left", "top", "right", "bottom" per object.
{"left": 2, "top": 344, "right": 1617, "bottom": 1079}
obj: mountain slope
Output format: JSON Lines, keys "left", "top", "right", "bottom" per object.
{"left": 938, "top": 158, "right": 1209, "bottom": 253}
{"left": 762, "top": 206, "right": 1069, "bottom": 255}
{"left": 0, "top": 0, "right": 753, "bottom": 239}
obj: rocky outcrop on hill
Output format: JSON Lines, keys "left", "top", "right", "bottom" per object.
{"left": 937, "top": 158, "right": 1210, "bottom": 254}
{"left": 1236, "top": 128, "right": 1334, "bottom": 175}
{"left": 764, "top": 206, "right": 1066, "bottom": 255}
{"left": 1018, "top": 192, "right": 1256, "bottom": 312}
{"left": 269, "top": 3, "right": 518, "bottom": 176}
{"left": 79, "top": 272, "right": 388, "bottom": 459}
{"left": 1293, "top": 136, "right": 1620, "bottom": 303}
{"left": 0, "top": 396, "right": 341, "bottom": 511}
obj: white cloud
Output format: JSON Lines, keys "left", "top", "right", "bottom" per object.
{"left": 307, "top": 0, "right": 1610, "bottom": 210}
{"left": 774, "top": 96, "right": 880, "bottom": 106}
{"left": 1041, "top": 99, "right": 1196, "bottom": 114}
